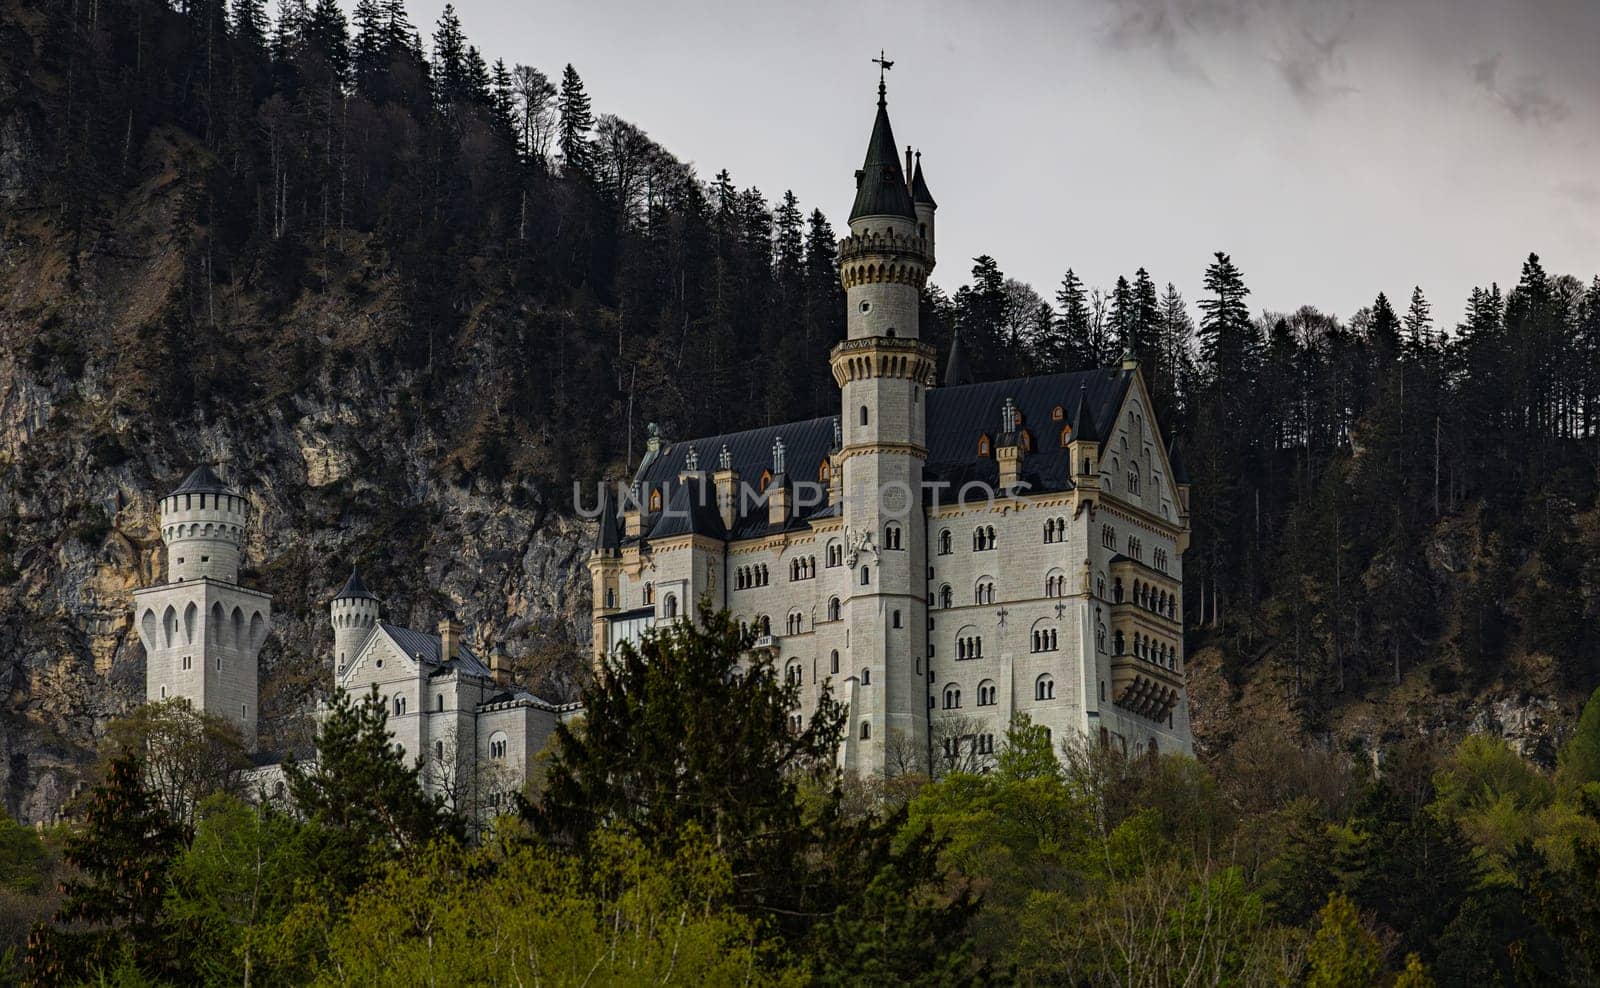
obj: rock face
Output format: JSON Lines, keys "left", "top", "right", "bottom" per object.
{"left": 0, "top": 172, "right": 599, "bottom": 823}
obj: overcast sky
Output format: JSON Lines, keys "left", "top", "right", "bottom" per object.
{"left": 401, "top": 0, "right": 1599, "bottom": 328}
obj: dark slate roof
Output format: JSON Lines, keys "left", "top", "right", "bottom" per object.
{"left": 334, "top": 566, "right": 379, "bottom": 601}
{"left": 380, "top": 622, "right": 493, "bottom": 678}
{"left": 647, "top": 477, "right": 728, "bottom": 540}
{"left": 1168, "top": 438, "right": 1191, "bottom": 485}
{"left": 1069, "top": 385, "right": 1103, "bottom": 443}
{"left": 596, "top": 486, "right": 621, "bottom": 552}
{"left": 625, "top": 368, "right": 1134, "bottom": 542}
{"left": 849, "top": 91, "right": 916, "bottom": 222}
{"left": 911, "top": 156, "right": 936, "bottom": 208}
{"left": 944, "top": 332, "right": 973, "bottom": 387}
{"left": 631, "top": 417, "right": 837, "bottom": 542}
{"left": 171, "top": 465, "right": 231, "bottom": 496}
{"left": 923, "top": 369, "right": 1132, "bottom": 495}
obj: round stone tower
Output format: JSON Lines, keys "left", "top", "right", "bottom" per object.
{"left": 331, "top": 566, "right": 380, "bottom": 672}
{"left": 159, "top": 465, "right": 248, "bottom": 583}
{"left": 830, "top": 75, "right": 938, "bottom": 776}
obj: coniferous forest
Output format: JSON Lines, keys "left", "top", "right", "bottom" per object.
{"left": 4, "top": 0, "right": 1600, "bottom": 983}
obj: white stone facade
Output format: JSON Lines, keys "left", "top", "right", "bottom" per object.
{"left": 589, "top": 87, "right": 1194, "bottom": 777}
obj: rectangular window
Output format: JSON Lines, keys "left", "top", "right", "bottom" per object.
{"left": 892, "top": 610, "right": 902, "bottom": 628}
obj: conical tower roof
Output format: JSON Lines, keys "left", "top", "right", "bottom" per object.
{"left": 944, "top": 331, "right": 974, "bottom": 387}
{"left": 1070, "top": 386, "right": 1102, "bottom": 443}
{"left": 334, "top": 566, "right": 379, "bottom": 601}
{"left": 170, "top": 464, "right": 231, "bottom": 496}
{"left": 911, "top": 155, "right": 937, "bottom": 208}
{"left": 849, "top": 84, "right": 916, "bottom": 223}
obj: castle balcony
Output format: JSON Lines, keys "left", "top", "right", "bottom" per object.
{"left": 828, "top": 336, "right": 938, "bottom": 387}
{"left": 1108, "top": 556, "right": 1181, "bottom": 630}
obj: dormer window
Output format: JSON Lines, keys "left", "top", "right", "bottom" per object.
{"left": 818, "top": 460, "right": 832, "bottom": 483}
{"left": 1052, "top": 405, "right": 1065, "bottom": 421}
{"left": 1020, "top": 430, "right": 1033, "bottom": 452}
{"left": 648, "top": 489, "right": 662, "bottom": 512}
{"left": 759, "top": 468, "right": 773, "bottom": 491}
{"left": 977, "top": 434, "right": 991, "bottom": 457}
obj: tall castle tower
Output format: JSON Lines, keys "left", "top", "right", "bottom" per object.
{"left": 330, "top": 566, "right": 380, "bottom": 676}
{"left": 831, "top": 70, "right": 939, "bottom": 775}
{"left": 132, "top": 466, "right": 272, "bottom": 748}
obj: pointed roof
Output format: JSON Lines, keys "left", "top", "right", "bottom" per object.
{"left": 1167, "top": 438, "right": 1191, "bottom": 485}
{"left": 170, "top": 464, "right": 231, "bottom": 496}
{"left": 944, "top": 331, "right": 974, "bottom": 387}
{"left": 911, "top": 155, "right": 937, "bottom": 209}
{"left": 596, "top": 486, "right": 621, "bottom": 552}
{"left": 1070, "top": 385, "right": 1102, "bottom": 443}
{"left": 334, "top": 566, "right": 378, "bottom": 602}
{"left": 849, "top": 86, "right": 916, "bottom": 223}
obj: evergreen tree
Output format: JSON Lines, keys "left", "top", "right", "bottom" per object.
{"left": 231, "top": 0, "right": 269, "bottom": 54}
{"left": 1050, "top": 268, "right": 1094, "bottom": 371}
{"left": 1404, "top": 286, "right": 1433, "bottom": 350}
{"left": 1196, "top": 251, "right": 1255, "bottom": 379}
{"left": 305, "top": 0, "right": 350, "bottom": 82}
{"left": 431, "top": 4, "right": 468, "bottom": 108}
{"left": 26, "top": 755, "right": 186, "bottom": 983}
{"left": 558, "top": 63, "right": 595, "bottom": 176}
{"left": 349, "top": 0, "right": 386, "bottom": 97}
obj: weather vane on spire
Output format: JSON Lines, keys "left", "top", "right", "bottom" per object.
{"left": 873, "top": 49, "right": 894, "bottom": 102}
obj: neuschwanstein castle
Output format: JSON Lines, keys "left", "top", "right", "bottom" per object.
{"left": 130, "top": 79, "right": 1193, "bottom": 800}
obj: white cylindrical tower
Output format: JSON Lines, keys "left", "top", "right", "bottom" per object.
{"left": 331, "top": 566, "right": 381, "bottom": 672}
{"left": 160, "top": 466, "right": 248, "bottom": 583}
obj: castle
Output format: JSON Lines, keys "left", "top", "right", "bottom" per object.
{"left": 132, "top": 78, "right": 1193, "bottom": 794}
{"left": 587, "top": 78, "right": 1195, "bottom": 775}
{"left": 135, "top": 467, "right": 575, "bottom": 813}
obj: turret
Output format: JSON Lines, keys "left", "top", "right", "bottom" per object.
{"left": 910, "top": 150, "right": 936, "bottom": 264}
{"left": 1067, "top": 386, "right": 1103, "bottom": 493}
{"left": 159, "top": 466, "right": 248, "bottom": 583}
{"left": 331, "top": 566, "right": 380, "bottom": 673}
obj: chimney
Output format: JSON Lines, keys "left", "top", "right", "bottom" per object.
{"left": 624, "top": 481, "right": 643, "bottom": 537}
{"left": 767, "top": 437, "right": 789, "bottom": 528}
{"left": 437, "top": 612, "right": 463, "bottom": 667}
{"left": 713, "top": 444, "right": 739, "bottom": 530}
{"left": 490, "top": 644, "right": 513, "bottom": 688}
{"left": 996, "top": 398, "right": 1024, "bottom": 491}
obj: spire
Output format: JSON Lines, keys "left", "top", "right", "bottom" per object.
{"left": 849, "top": 64, "right": 916, "bottom": 223}
{"left": 944, "top": 331, "right": 973, "bottom": 387}
{"left": 1167, "top": 437, "right": 1191, "bottom": 485}
{"left": 1070, "top": 385, "right": 1102, "bottom": 443}
{"left": 170, "top": 464, "right": 231, "bottom": 496}
{"left": 911, "top": 152, "right": 937, "bottom": 208}
{"left": 334, "top": 566, "right": 379, "bottom": 601}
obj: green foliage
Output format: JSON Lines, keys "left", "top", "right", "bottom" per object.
{"left": 318, "top": 829, "right": 801, "bottom": 986}
{"left": 26, "top": 755, "right": 185, "bottom": 984}
{"left": 282, "top": 686, "right": 459, "bottom": 874}
{"left": 531, "top": 608, "right": 984, "bottom": 981}
{"left": 0, "top": 815, "right": 47, "bottom": 896}
{"left": 103, "top": 699, "right": 253, "bottom": 836}
{"left": 1558, "top": 686, "right": 1600, "bottom": 792}
{"left": 1306, "top": 893, "right": 1383, "bottom": 988}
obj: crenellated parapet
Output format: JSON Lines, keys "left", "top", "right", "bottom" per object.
{"left": 828, "top": 336, "right": 938, "bottom": 387}
{"left": 837, "top": 230, "right": 934, "bottom": 289}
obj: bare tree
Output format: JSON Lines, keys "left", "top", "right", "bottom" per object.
{"left": 102, "top": 698, "right": 252, "bottom": 833}
{"left": 425, "top": 724, "right": 520, "bottom": 840}
{"left": 930, "top": 715, "right": 994, "bottom": 779}
{"left": 511, "top": 64, "right": 557, "bottom": 163}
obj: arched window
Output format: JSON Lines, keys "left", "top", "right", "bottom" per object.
{"left": 1128, "top": 464, "right": 1140, "bottom": 494}
{"left": 663, "top": 593, "right": 678, "bottom": 618}
{"left": 827, "top": 541, "right": 843, "bottom": 567}
{"left": 939, "top": 584, "right": 953, "bottom": 609}
{"left": 643, "top": 581, "right": 655, "bottom": 605}
{"left": 394, "top": 695, "right": 406, "bottom": 716}
{"left": 943, "top": 685, "right": 961, "bottom": 709}
{"left": 786, "top": 660, "right": 802, "bottom": 686}
{"left": 490, "top": 733, "right": 508, "bottom": 759}
{"left": 1035, "top": 674, "right": 1055, "bottom": 701}
{"left": 977, "top": 433, "right": 991, "bottom": 457}
{"left": 860, "top": 566, "right": 870, "bottom": 586}
{"left": 939, "top": 530, "right": 952, "bottom": 555}
{"left": 1060, "top": 424, "right": 1073, "bottom": 447}
{"left": 830, "top": 650, "right": 840, "bottom": 675}
{"left": 649, "top": 488, "right": 662, "bottom": 512}
{"left": 861, "top": 668, "right": 871, "bottom": 685}
{"left": 1114, "top": 629, "right": 1125, "bottom": 654}
{"left": 974, "top": 580, "right": 995, "bottom": 605}
{"left": 884, "top": 523, "right": 902, "bottom": 550}
{"left": 1052, "top": 404, "right": 1065, "bottom": 421}
{"left": 604, "top": 587, "right": 615, "bottom": 608}
{"left": 977, "top": 680, "right": 997, "bottom": 706}
{"left": 860, "top": 721, "right": 871, "bottom": 739}
{"left": 1113, "top": 578, "right": 1124, "bottom": 602}
{"left": 759, "top": 615, "right": 772, "bottom": 636}
{"left": 434, "top": 740, "right": 444, "bottom": 760}
{"left": 818, "top": 459, "right": 832, "bottom": 484}
{"left": 787, "top": 611, "right": 803, "bottom": 635}
{"left": 860, "top": 405, "right": 869, "bottom": 426}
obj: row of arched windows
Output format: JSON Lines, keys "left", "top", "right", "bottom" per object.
{"left": 1031, "top": 628, "right": 1059, "bottom": 653}
{"left": 740, "top": 615, "right": 773, "bottom": 638}
{"left": 789, "top": 556, "right": 816, "bottom": 581}
{"left": 1043, "top": 517, "right": 1067, "bottom": 543}
{"left": 1101, "top": 524, "right": 1117, "bottom": 549}
{"left": 956, "top": 636, "right": 984, "bottom": 660}
{"left": 735, "top": 565, "right": 770, "bottom": 590}
{"left": 941, "top": 674, "right": 1054, "bottom": 707}
{"left": 973, "top": 526, "right": 997, "bottom": 551}
{"left": 1131, "top": 579, "right": 1177, "bottom": 619}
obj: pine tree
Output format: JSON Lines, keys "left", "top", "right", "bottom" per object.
{"left": 1130, "top": 266, "right": 1161, "bottom": 359}
{"left": 1196, "top": 251, "right": 1255, "bottom": 380}
{"left": 431, "top": 4, "right": 467, "bottom": 108}
{"left": 349, "top": 0, "right": 386, "bottom": 98}
{"left": 558, "top": 63, "right": 595, "bottom": 176}
{"left": 232, "top": 0, "right": 270, "bottom": 54}
{"left": 26, "top": 755, "right": 186, "bottom": 983}
{"left": 1050, "top": 268, "right": 1094, "bottom": 371}
{"left": 1404, "top": 286, "right": 1433, "bottom": 349}
{"left": 305, "top": 0, "right": 350, "bottom": 83}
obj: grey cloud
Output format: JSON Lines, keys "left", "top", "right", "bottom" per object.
{"left": 1558, "top": 181, "right": 1600, "bottom": 207}
{"left": 1272, "top": 25, "right": 1356, "bottom": 108}
{"left": 1471, "top": 52, "right": 1570, "bottom": 126}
